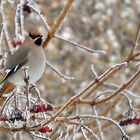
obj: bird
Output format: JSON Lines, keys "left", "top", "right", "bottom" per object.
{"left": 0, "top": 34, "right": 46, "bottom": 97}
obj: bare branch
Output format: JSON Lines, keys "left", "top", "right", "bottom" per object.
{"left": 42, "top": 0, "right": 74, "bottom": 48}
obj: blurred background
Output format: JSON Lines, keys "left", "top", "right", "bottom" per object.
{"left": 0, "top": 0, "right": 140, "bottom": 139}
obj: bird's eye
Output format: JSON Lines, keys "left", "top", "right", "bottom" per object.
{"left": 34, "top": 35, "right": 43, "bottom": 46}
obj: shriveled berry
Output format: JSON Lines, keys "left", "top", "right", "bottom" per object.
{"left": 23, "top": 3, "right": 32, "bottom": 14}
{"left": 0, "top": 117, "right": 9, "bottom": 122}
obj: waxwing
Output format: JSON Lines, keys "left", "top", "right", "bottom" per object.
{"left": 0, "top": 34, "right": 46, "bottom": 97}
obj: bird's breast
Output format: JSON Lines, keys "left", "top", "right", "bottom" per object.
{"left": 8, "top": 48, "right": 46, "bottom": 86}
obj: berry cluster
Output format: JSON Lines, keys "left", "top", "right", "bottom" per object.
{"left": 30, "top": 103, "right": 54, "bottom": 113}
{"left": 120, "top": 117, "right": 140, "bottom": 126}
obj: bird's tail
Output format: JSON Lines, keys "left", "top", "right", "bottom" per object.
{"left": 0, "top": 82, "right": 15, "bottom": 97}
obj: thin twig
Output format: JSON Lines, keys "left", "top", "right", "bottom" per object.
{"left": 46, "top": 60, "right": 74, "bottom": 81}
{"left": 0, "top": 1, "right": 13, "bottom": 54}
{"left": 15, "top": 4, "right": 20, "bottom": 36}
{"left": 91, "top": 64, "right": 98, "bottom": 77}
{"left": 80, "top": 126, "right": 89, "bottom": 140}
{"left": 122, "top": 93, "right": 140, "bottom": 112}
{"left": 19, "top": 0, "right": 25, "bottom": 36}
{"left": 55, "top": 35, "right": 106, "bottom": 55}
{"left": 30, "top": 132, "right": 50, "bottom": 140}
{"left": 23, "top": 66, "right": 30, "bottom": 108}
{"left": 28, "top": 1, "right": 50, "bottom": 31}
{"left": 0, "top": 25, "right": 4, "bottom": 53}
{"left": 93, "top": 115, "right": 123, "bottom": 133}
{"left": 81, "top": 124, "right": 100, "bottom": 140}
{"left": 94, "top": 107, "right": 104, "bottom": 140}
{"left": 127, "top": 18, "right": 140, "bottom": 58}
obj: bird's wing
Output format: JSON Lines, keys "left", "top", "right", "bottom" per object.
{"left": 0, "top": 47, "right": 31, "bottom": 84}
{"left": 5, "top": 47, "right": 31, "bottom": 69}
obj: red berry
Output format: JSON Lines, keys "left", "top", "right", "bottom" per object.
{"left": 0, "top": 117, "right": 9, "bottom": 122}
{"left": 37, "top": 103, "right": 47, "bottom": 112}
{"left": 30, "top": 103, "right": 48, "bottom": 113}
{"left": 12, "top": 40, "right": 23, "bottom": 48}
{"left": 16, "top": 41, "right": 23, "bottom": 46}
{"left": 133, "top": 118, "right": 140, "bottom": 124}
{"left": 39, "top": 125, "right": 53, "bottom": 133}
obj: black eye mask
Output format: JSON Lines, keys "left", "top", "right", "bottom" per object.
{"left": 34, "top": 35, "right": 43, "bottom": 46}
